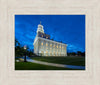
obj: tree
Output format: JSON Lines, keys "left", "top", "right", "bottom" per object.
{"left": 77, "top": 51, "right": 82, "bottom": 56}
{"left": 15, "top": 39, "right": 25, "bottom": 57}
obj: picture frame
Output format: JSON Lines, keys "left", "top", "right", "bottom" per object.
{"left": 0, "top": 0, "right": 100, "bottom": 85}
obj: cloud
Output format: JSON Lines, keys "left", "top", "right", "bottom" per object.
{"left": 67, "top": 44, "right": 84, "bottom": 52}
{"left": 15, "top": 15, "right": 85, "bottom": 52}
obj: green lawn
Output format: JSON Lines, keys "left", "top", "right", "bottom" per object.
{"left": 15, "top": 62, "right": 74, "bottom": 70}
{"left": 31, "top": 56, "right": 85, "bottom": 66}
{"left": 15, "top": 56, "right": 85, "bottom": 70}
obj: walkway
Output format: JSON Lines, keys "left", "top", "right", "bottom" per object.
{"left": 22, "top": 56, "right": 85, "bottom": 70}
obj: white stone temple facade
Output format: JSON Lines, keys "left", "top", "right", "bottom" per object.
{"left": 33, "top": 22, "right": 67, "bottom": 56}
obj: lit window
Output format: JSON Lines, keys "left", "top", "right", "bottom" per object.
{"left": 57, "top": 45, "right": 58, "bottom": 48}
{"left": 46, "top": 51, "right": 48, "bottom": 56}
{"left": 41, "top": 51, "right": 43, "bottom": 54}
{"left": 46, "top": 43, "right": 48, "bottom": 46}
{"left": 42, "top": 35, "right": 43, "bottom": 37}
{"left": 53, "top": 45, "right": 55, "bottom": 47}
{"left": 50, "top": 44, "right": 52, "bottom": 47}
{"left": 41, "top": 42, "right": 43, "bottom": 45}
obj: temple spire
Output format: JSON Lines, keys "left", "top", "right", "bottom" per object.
{"left": 37, "top": 21, "right": 44, "bottom": 33}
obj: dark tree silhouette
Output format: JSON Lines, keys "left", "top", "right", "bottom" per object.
{"left": 67, "top": 51, "right": 85, "bottom": 57}
{"left": 15, "top": 39, "right": 37, "bottom": 58}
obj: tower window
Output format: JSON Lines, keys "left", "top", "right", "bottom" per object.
{"left": 42, "top": 35, "right": 43, "bottom": 37}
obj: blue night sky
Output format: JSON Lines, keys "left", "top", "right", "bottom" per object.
{"left": 15, "top": 15, "right": 85, "bottom": 53}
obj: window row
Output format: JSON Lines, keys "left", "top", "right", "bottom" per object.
{"left": 40, "top": 42, "right": 66, "bottom": 49}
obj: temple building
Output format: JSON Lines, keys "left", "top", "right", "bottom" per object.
{"left": 33, "top": 22, "right": 67, "bottom": 56}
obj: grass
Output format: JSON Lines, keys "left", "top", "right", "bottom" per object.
{"left": 15, "top": 56, "right": 85, "bottom": 70}
{"left": 15, "top": 62, "right": 74, "bottom": 70}
{"left": 31, "top": 56, "right": 85, "bottom": 66}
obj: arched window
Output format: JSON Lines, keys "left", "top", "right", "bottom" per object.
{"left": 59, "top": 45, "right": 61, "bottom": 48}
{"left": 46, "top": 43, "right": 48, "bottom": 46}
{"left": 41, "top": 42, "right": 43, "bottom": 46}
{"left": 57, "top": 45, "right": 58, "bottom": 48}
{"left": 53, "top": 44, "right": 55, "bottom": 48}
{"left": 46, "top": 51, "right": 48, "bottom": 56}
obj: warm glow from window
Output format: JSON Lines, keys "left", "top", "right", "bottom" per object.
{"left": 53, "top": 45, "right": 55, "bottom": 47}
{"left": 46, "top": 43, "right": 48, "bottom": 46}
{"left": 41, "top": 42, "right": 43, "bottom": 45}
{"left": 50, "top": 44, "right": 52, "bottom": 47}
{"left": 42, "top": 35, "right": 43, "bottom": 37}
{"left": 57, "top": 45, "right": 58, "bottom": 48}
{"left": 41, "top": 51, "right": 43, "bottom": 53}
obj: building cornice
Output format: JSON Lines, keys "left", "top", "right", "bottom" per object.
{"left": 38, "top": 37, "right": 67, "bottom": 46}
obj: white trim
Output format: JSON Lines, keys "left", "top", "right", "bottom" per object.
{"left": 33, "top": 37, "right": 38, "bottom": 45}
{"left": 38, "top": 37, "right": 67, "bottom": 46}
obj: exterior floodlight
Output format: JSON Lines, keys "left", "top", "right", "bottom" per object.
{"left": 24, "top": 45, "right": 27, "bottom": 50}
